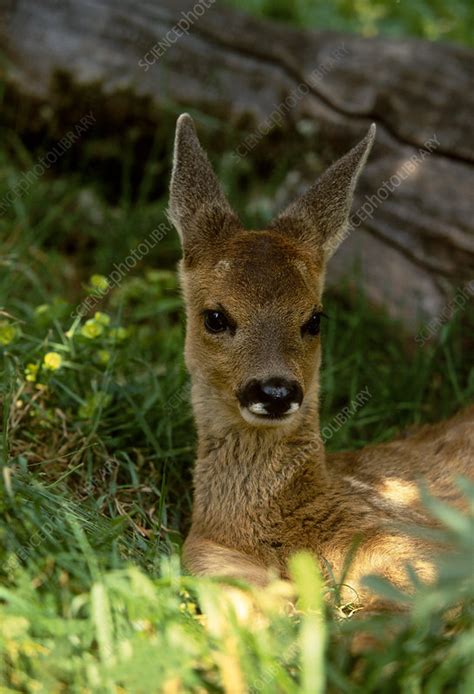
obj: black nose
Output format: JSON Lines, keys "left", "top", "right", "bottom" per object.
{"left": 238, "top": 377, "right": 303, "bottom": 418}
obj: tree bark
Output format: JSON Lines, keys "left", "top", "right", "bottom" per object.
{"left": 1, "top": 0, "right": 473, "bottom": 326}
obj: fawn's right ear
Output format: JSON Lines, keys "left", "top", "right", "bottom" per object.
{"left": 168, "top": 114, "right": 240, "bottom": 260}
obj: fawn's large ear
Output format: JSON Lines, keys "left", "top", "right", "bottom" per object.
{"left": 168, "top": 114, "right": 240, "bottom": 259}
{"left": 270, "top": 124, "right": 376, "bottom": 258}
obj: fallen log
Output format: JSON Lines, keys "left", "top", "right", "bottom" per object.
{"left": 1, "top": 0, "right": 473, "bottom": 326}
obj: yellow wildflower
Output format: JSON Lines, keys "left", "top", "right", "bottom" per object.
{"left": 25, "top": 363, "right": 39, "bottom": 382}
{"left": 109, "top": 326, "right": 128, "bottom": 341}
{"left": 94, "top": 311, "right": 111, "bottom": 326}
{"left": 81, "top": 319, "right": 104, "bottom": 339}
{"left": 0, "top": 320, "right": 17, "bottom": 346}
{"left": 97, "top": 349, "right": 110, "bottom": 365}
{"left": 90, "top": 274, "right": 109, "bottom": 291}
{"left": 43, "top": 352, "right": 63, "bottom": 371}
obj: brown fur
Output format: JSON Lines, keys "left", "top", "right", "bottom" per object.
{"left": 168, "top": 114, "right": 473, "bottom": 609}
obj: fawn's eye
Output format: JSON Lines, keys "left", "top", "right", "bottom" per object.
{"left": 301, "top": 311, "right": 323, "bottom": 337}
{"left": 203, "top": 310, "right": 230, "bottom": 334}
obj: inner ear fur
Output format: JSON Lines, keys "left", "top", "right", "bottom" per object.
{"left": 168, "top": 114, "right": 240, "bottom": 260}
{"left": 270, "top": 124, "right": 376, "bottom": 258}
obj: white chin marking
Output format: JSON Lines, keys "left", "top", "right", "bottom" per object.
{"left": 241, "top": 402, "right": 301, "bottom": 426}
{"left": 286, "top": 402, "right": 300, "bottom": 414}
{"left": 248, "top": 402, "right": 268, "bottom": 415}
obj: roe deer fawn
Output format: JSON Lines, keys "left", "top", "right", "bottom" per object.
{"left": 169, "top": 114, "right": 473, "bottom": 609}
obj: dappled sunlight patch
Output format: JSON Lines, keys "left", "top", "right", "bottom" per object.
{"left": 378, "top": 478, "right": 420, "bottom": 506}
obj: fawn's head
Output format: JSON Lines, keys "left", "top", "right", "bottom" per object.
{"left": 169, "top": 114, "right": 375, "bottom": 429}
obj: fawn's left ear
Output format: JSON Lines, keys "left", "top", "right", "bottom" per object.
{"left": 270, "top": 124, "right": 376, "bottom": 258}
{"left": 168, "top": 114, "right": 240, "bottom": 260}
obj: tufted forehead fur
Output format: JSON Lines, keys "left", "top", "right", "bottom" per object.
{"left": 187, "top": 230, "right": 325, "bottom": 306}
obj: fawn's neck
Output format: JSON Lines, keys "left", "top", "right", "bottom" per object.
{"left": 189, "top": 380, "right": 329, "bottom": 549}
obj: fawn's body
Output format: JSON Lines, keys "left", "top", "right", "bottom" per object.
{"left": 169, "top": 114, "right": 473, "bottom": 608}
{"left": 185, "top": 403, "right": 473, "bottom": 603}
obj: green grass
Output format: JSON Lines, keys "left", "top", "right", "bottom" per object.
{"left": 224, "top": 0, "right": 474, "bottom": 47}
{"left": 0, "top": 111, "right": 473, "bottom": 692}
